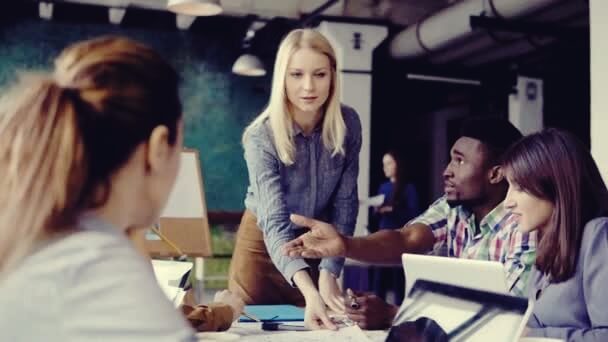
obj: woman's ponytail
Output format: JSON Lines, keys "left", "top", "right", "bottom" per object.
{"left": 0, "top": 75, "right": 87, "bottom": 274}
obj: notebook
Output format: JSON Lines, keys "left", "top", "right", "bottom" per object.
{"left": 150, "top": 259, "right": 192, "bottom": 307}
{"left": 238, "top": 304, "right": 305, "bottom": 322}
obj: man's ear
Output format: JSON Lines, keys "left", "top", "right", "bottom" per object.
{"left": 488, "top": 165, "right": 504, "bottom": 185}
{"left": 145, "top": 125, "right": 171, "bottom": 174}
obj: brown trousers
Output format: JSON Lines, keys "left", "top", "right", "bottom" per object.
{"left": 228, "top": 210, "right": 318, "bottom": 306}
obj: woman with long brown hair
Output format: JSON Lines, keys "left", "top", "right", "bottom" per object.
{"left": 0, "top": 36, "right": 239, "bottom": 340}
{"left": 502, "top": 128, "right": 608, "bottom": 341}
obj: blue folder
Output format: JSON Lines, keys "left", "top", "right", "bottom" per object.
{"left": 238, "top": 304, "right": 305, "bottom": 322}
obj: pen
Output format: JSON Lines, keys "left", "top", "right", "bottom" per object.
{"left": 149, "top": 225, "right": 187, "bottom": 260}
{"left": 241, "top": 311, "right": 263, "bottom": 322}
{"left": 346, "top": 288, "right": 360, "bottom": 309}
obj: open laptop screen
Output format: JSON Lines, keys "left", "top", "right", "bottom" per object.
{"left": 389, "top": 280, "right": 533, "bottom": 342}
{"left": 402, "top": 253, "right": 510, "bottom": 297}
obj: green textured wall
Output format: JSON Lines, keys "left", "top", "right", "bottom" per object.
{"left": 0, "top": 18, "right": 271, "bottom": 211}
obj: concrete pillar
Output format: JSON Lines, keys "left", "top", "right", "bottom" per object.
{"left": 318, "top": 21, "right": 388, "bottom": 237}
{"left": 591, "top": 0, "right": 608, "bottom": 182}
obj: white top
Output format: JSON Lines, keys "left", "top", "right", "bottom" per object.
{"left": 0, "top": 214, "right": 196, "bottom": 342}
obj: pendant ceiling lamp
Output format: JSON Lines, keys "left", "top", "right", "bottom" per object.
{"left": 167, "top": 0, "right": 222, "bottom": 16}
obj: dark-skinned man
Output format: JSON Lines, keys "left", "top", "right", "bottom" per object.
{"left": 283, "top": 117, "right": 536, "bottom": 329}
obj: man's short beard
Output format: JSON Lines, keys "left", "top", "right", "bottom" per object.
{"left": 446, "top": 197, "right": 485, "bottom": 209}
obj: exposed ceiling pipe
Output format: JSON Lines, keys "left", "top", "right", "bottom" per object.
{"left": 389, "top": 0, "right": 560, "bottom": 59}
{"left": 463, "top": 37, "right": 554, "bottom": 66}
{"left": 428, "top": 31, "right": 493, "bottom": 64}
{"left": 427, "top": 0, "right": 587, "bottom": 65}
{"left": 299, "top": 0, "right": 339, "bottom": 27}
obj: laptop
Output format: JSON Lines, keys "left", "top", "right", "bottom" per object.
{"left": 390, "top": 279, "right": 533, "bottom": 342}
{"left": 402, "top": 253, "right": 510, "bottom": 298}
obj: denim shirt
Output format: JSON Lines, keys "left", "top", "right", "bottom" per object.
{"left": 243, "top": 105, "right": 361, "bottom": 284}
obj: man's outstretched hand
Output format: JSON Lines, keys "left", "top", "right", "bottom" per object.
{"left": 282, "top": 214, "right": 347, "bottom": 258}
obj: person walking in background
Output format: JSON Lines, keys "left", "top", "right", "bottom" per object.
{"left": 371, "top": 150, "right": 420, "bottom": 304}
{"left": 502, "top": 129, "right": 608, "bottom": 341}
{"left": 375, "top": 150, "right": 420, "bottom": 229}
{"left": 228, "top": 28, "right": 362, "bottom": 330}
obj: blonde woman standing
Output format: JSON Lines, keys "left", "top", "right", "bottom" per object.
{"left": 229, "top": 28, "right": 362, "bottom": 330}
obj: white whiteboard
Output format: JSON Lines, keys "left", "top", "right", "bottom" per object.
{"left": 160, "top": 150, "right": 206, "bottom": 218}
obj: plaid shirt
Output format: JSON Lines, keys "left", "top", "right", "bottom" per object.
{"left": 408, "top": 196, "right": 536, "bottom": 297}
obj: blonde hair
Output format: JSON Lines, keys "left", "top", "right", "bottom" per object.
{"left": 242, "top": 28, "right": 345, "bottom": 165}
{"left": 0, "top": 36, "right": 182, "bottom": 275}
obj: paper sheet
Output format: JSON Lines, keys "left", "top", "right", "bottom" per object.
{"left": 359, "top": 194, "right": 385, "bottom": 207}
{"left": 151, "top": 259, "right": 192, "bottom": 307}
{"left": 237, "top": 325, "right": 372, "bottom": 342}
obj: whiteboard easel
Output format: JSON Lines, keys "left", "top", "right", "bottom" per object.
{"left": 144, "top": 148, "right": 212, "bottom": 257}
